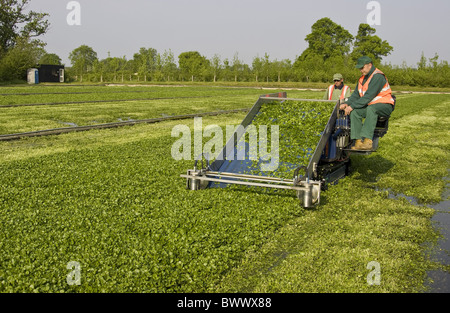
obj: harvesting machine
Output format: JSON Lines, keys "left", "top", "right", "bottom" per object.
{"left": 180, "top": 92, "right": 390, "bottom": 208}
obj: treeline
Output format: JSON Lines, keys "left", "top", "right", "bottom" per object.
{"left": 61, "top": 18, "right": 450, "bottom": 88}
{"left": 0, "top": 0, "right": 449, "bottom": 88}
{"left": 60, "top": 50, "right": 450, "bottom": 88}
{"left": 2, "top": 37, "right": 449, "bottom": 88}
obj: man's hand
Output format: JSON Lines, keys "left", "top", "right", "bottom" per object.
{"left": 344, "top": 105, "right": 353, "bottom": 116}
{"left": 339, "top": 103, "right": 353, "bottom": 115}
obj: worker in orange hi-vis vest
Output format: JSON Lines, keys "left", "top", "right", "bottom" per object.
{"left": 323, "top": 73, "right": 352, "bottom": 101}
{"left": 339, "top": 56, "right": 396, "bottom": 151}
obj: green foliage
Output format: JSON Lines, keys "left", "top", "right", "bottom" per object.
{"left": 0, "top": 119, "right": 302, "bottom": 292}
{"left": 0, "top": 86, "right": 448, "bottom": 293}
{"left": 300, "top": 17, "right": 354, "bottom": 62}
{"left": 0, "top": 0, "right": 49, "bottom": 56}
{"left": 382, "top": 53, "right": 450, "bottom": 88}
{"left": 214, "top": 93, "right": 449, "bottom": 293}
{"left": 0, "top": 12, "right": 448, "bottom": 88}
{"left": 293, "top": 20, "right": 393, "bottom": 84}
{"left": 215, "top": 179, "right": 438, "bottom": 293}
{"left": 248, "top": 101, "right": 334, "bottom": 178}
{"left": 210, "top": 54, "right": 222, "bottom": 82}
{"left": 1, "top": 85, "right": 315, "bottom": 134}
{"left": 68, "top": 45, "right": 98, "bottom": 75}
{"left": 370, "top": 94, "right": 450, "bottom": 203}
{"left": 178, "top": 51, "right": 210, "bottom": 82}
{"left": 0, "top": 37, "right": 45, "bottom": 81}
{"left": 0, "top": 0, "right": 49, "bottom": 81}
{"left": 351, "top": 24, "right": 393, "bottom": 63}
{"left": 132, "top": 47, "right": 158, "bottom": 76}
{"left": 39, "top": 53, "right": 62, "bottom": 66}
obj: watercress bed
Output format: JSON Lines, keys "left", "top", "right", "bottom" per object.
{"left": 247, "top": 100, "right": 334, "bottom": 179}
{"left": 0, "top": 85, "right": 448, "bottom": 292}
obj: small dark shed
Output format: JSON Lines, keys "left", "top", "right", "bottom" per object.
{"left": 37, "top": 64, "right": 65, "bottom": 83}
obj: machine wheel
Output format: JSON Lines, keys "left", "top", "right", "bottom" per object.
{"left": 296, "top": 183, "right": 321, "bottom": 208}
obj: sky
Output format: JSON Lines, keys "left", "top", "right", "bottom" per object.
{"left": 27, "top": 0, "right": 450, "bottom": 68}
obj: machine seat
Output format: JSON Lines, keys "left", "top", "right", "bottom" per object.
{"left": 376, "top": 115, "right": 390, "bottom": 129}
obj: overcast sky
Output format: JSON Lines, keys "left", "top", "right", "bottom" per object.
{"left": 28, "top": 0, "right": 450, "bottom": 68}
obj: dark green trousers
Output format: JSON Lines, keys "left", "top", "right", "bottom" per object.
{"left": 350, "top": 103, "right": 393, "bottom": 140}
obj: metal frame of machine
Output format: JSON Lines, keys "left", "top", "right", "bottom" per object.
{"left": 181, "top": 92, "right": 390, "bottom": 208}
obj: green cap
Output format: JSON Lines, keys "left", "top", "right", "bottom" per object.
{"left": 355, "top": 56, "right": 372, "bottom": 69}
{"left": 333, "top": 73, "right": 343, "bottom": 81}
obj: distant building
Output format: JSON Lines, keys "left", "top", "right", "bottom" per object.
{"left": 27, "top": 68, "right": 39, "bottom": 84}
{"left": 28, "top": 64, "right": 65, "bottom": 84}
{"left": 38, "top": 64, "right": 65, "bottom": 83}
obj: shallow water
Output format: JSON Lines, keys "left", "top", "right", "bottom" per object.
{"left": 425, "top": 180, "right": 450, "bottom": 292}
{"left": 381, "top": 180, "right": 450, "bottom": 292}
{"left": 58, "top": 121, "right": 78, "bottom": 127}
{"left": 426, "top": 270, "right": 450, "bottom": 293}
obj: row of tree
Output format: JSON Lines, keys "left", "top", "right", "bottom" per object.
{"left": 64, "top": 32, "right": 450, "bottom": 88}
{"left": 0, "top": 1, "right": 449, "bottom": 87}
{"left": 60, "top": 19, "right": 398, "bottom": 83}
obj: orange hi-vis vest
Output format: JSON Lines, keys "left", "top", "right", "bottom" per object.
{"left": 358, "top": 68, "right": 395, "bottom": 105}
{"left": 328, "top": 84, "right": 350, "bottom": 100}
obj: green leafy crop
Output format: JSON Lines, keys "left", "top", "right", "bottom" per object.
{"left": 246, "top": 100, "right": 334, "bottom": 179}
{"left": 0, "top": 87, "right": 447, "bottom": 294}
{"left": 0, "top": 124, "right": 301, "bottom": 293}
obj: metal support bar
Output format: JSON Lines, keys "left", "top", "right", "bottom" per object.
{"left": 180, "top": 173, "right": 314, "bottom": 192}
{"left": 206, "top": 171, "right": 294, "bottom": 184}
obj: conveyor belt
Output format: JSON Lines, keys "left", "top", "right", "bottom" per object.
{"left": 208, "top": 94, "right": 337, "bottom": 180}
{"left": 181, "top": 93, "right": 336, "bottom": 207}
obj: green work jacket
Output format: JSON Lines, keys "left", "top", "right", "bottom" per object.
{"left": 346, "top": 65, "right": 387, "bottom": 110}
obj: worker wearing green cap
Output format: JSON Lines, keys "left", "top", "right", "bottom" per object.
{"left": 323, "top": 73, "right": 352, "bottom": 101}
{"left": 339, "top": 56, "right": 395, "bottom": 150}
